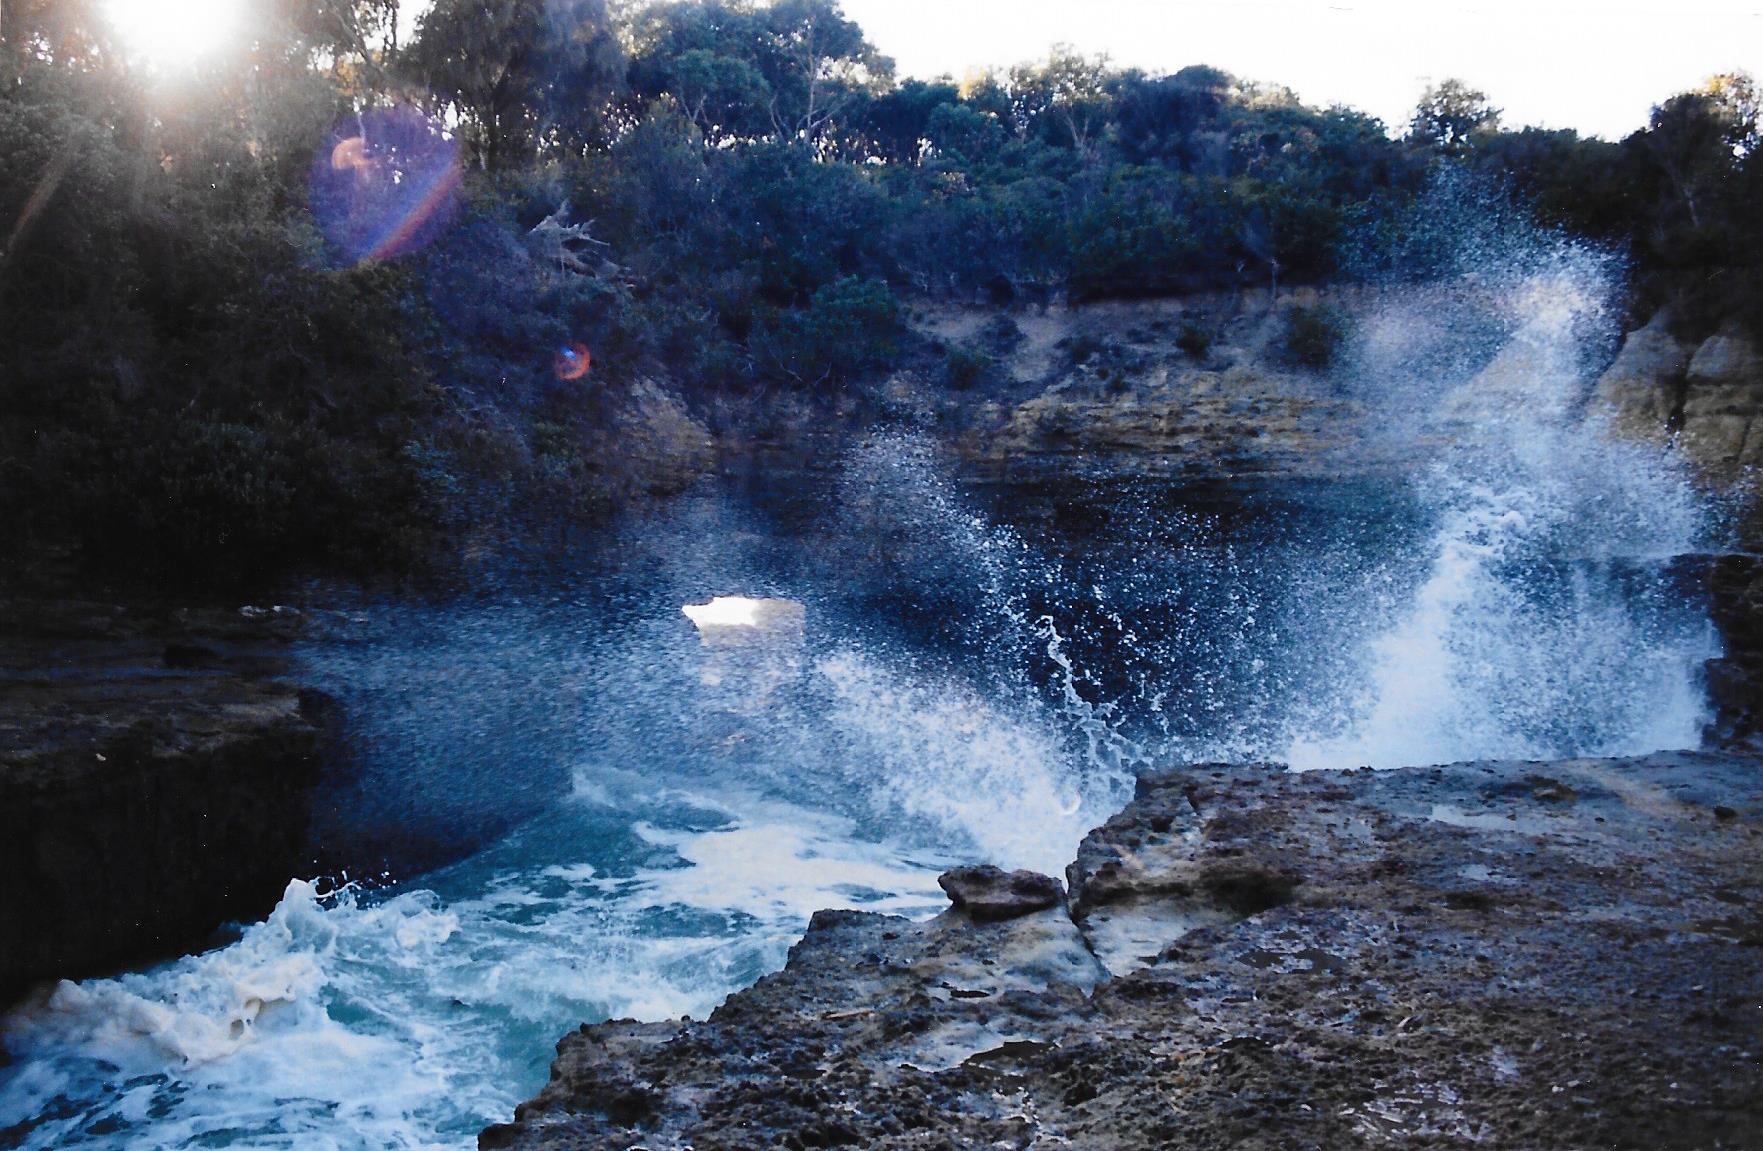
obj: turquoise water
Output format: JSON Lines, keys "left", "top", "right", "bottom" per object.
{"left": 0, "top": 474, "right": 1137, "bottom": 1147}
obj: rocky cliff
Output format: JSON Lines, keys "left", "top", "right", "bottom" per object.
{"left": 1593, "top": 315, "right": 1763, "bottom": 481}
{"left": 894, "top": 291, "right": 1375, "bottom": 482}
{"left": 0, "top": 602, "right": 334, "bottom": 998}
{"left": 486, "top": 751, "right": 1763, "bottom": 1151}
{"left": 897, "top": 291, "right": 1763, "bottom": 490}
{"left": 1590, "top": 315, "right": 1763, "bottom": 747}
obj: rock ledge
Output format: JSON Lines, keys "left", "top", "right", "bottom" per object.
{"left": 486, "top": 752, "right": 1763, "bottom": 1151}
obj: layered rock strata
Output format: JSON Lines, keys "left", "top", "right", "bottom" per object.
{"left": 1594, "top": 316, "right": 1763, "bottom": 476}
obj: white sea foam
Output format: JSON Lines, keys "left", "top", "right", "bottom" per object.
{"left": 812, "top": 647, "right": 1117, "bottom": 875}
{"left": 629, "top": 804, "right": 945, "bottom": 921}
{"left": 0, "top": 227, "right": 1727, "bottom": 1145}
{"left": 1, "top": 880, "right": 482, "bottom": 1149}
{"left": 0, "top": 791, "right": 945, "bottom": 1150}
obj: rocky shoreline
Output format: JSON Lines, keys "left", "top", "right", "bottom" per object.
{"left": 0, "top": 601, "right": 335, "bottom": 998}
{"left": 485, "top": 751, "right": 1763, "bottom": 1151}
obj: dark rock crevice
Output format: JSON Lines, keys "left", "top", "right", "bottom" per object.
{"left": 1705, "top": 554, "right": 1763, "bottom": 747}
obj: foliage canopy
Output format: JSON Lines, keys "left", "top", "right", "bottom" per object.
{"left": 1, "top": 0, "right": 1757, "bottom": 589}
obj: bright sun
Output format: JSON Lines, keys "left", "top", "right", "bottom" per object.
{"left": 102, "top": 0, "right": 244, "bottom": 70}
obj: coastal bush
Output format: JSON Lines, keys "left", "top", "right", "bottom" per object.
{"left": 1065, "top": 334, "right": 1105, "bottom": 364}
{"left": 751, "top": 277, "right": 903, "bottom": 389}
{"left": 944, "top": 345, "right": 994, "bottom": 390}
{"left": 2, "top": 0, "right": 1756, "bottom": 592}
{"left": 977, "top": 314, "right": 1026, "bottom": 353}
{"left": 1176, "top": 320, "right": 1214, "bottom": 359}
{"left": 1281, "top": 305, "right": 1346, "bottom": 369}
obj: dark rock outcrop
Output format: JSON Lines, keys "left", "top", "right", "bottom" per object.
{"left": 487, "top": 751, "right": 1763, "bottom": 1151}
{"left": 0, "top": 601, "right": 334, "bottom": 998}
{"left": 938, "top": 864, "right": 1065, "bottom": 922}
{"left": 1706, "top": 554, "right": 1763, "bottom": 747}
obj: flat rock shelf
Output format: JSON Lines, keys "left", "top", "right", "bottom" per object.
{"left": 485, "top": 751, "right": 1763, "bottom": 1151}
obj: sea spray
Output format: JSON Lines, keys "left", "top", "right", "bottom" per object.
{"left": 1, "top": 788, "right": 949, "bottom": 1149}
{"left": 0, "top": 459, "right": 1156, "bottom": 1148}
{"left": 1287, "top": 190, "right": 1719, "bottom": 767}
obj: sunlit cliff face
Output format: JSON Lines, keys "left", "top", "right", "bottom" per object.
{"left": 102, "top": 0, "right": 243, "bottom": 70}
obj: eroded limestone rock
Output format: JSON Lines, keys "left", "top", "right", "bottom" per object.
{"left": 1681, "top": 323, "right": 1763, "bottom": 470}
{"left": 486, "top": 752, "right": 1763, "bottom": 1151}
{"left": 1591, "top": 312, "right": 1692, "bottom": 441}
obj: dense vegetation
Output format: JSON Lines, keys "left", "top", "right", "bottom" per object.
{"left": 2, "top": 0, "right": 1758, "bottom": 588}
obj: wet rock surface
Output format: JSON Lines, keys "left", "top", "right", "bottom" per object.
{"left": 1681, "top": 324, "right": 1763, "bottom": 472}
{"left": 1594, "top": 315, "right": 1763, "bottom": 476}
{"left": 1592, "top": 312, "right": 1694, "bottom": 441}
{"left": 1592, "top": 314, "right": 1763, "bottom": 748}
{"left": 488, "top": 752, "right": 1763, "bottom": 1151}
{"left": 0, "top": 600, "right": 333, "bottom": 998}
{"left": 938, "top": 865, "right": 1066, "bottom": 922}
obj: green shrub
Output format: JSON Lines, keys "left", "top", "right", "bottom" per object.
{"left": 944, "top": 345, "right": 993, "bottom": 389}
{"left": 751, "top": 276, "right": 902, "bottom": 389}
{"left": 1176, "top": 320, "right": 1213, "bottom": 359}
{"left": 1281, "top": 305, "right": 1346, "bottom": 369}
{"left": 1066, "top": 333, "right": 1104, "bottom": 364}
{"left": 976, "top": 314, "right": 1025, "bottom": 353}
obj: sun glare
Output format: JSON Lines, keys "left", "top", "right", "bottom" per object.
{"left": 102, "top": 0, "right": 244, "bottom": 70}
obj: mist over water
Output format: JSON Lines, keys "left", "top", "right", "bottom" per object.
{"left": 0, "top": 190, "right": 1726, "bottom": 1148}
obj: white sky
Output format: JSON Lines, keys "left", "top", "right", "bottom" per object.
{"left": 838, "top": 0, "right": 1763, "bottom": 140}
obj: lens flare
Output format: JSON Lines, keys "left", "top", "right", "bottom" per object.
{"left": 553, "top": 343, "right": 592, "bottom": 381}
{"left": 330, "top": 136, "right": 370, "bottom": 174}
{"left": 310, "top": 109, "right": 460, "bottom": 265}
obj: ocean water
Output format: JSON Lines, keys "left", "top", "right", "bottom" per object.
{"left": 0, "top": 219, "right": 1724, "bottom": 1147}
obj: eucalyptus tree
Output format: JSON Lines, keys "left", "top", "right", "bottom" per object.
{"left": 1113, "top": 65, "right": 1233, "bottom": 169}
{"left": 1643, "top": 74, "right": 1758, "bottom": 231}
{"left": 276, "top": 0, "right": 408, "bottom": 102}
{"left": 405, "top": 0, "right": 624, "bottom": 168}
{"left": 623, "top": 0, "right": 889, "bottom": 148}
{"left": 855, "top": 78, "right": 958, "bottom": 164}
{"left": 1005, "top": 45, "right": 1113, "bottom": 159}
{"left": 0, "top": 0, "right": 109, "bottom": 69}
{"left": 1407, "top": 79, "right": 1501, "bottom": 155}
